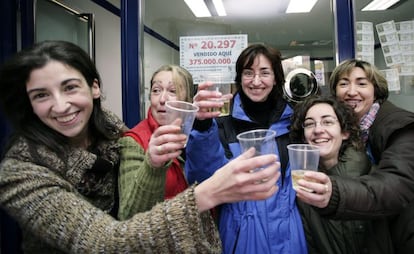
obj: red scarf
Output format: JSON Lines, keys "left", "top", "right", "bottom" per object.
{"left": 124, "top": 108, "right": 188, "bottom": 199}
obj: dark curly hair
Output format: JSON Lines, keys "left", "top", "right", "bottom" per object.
{"left": 290, "top": 95, "right": 363, "bottom": 158}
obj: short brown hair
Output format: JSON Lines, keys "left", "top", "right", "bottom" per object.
{"left": 329, "top": 59, "right": 388, "bottom": 104}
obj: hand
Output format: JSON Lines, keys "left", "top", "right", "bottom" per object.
{"left": 148, "top": 119, "right": 187, "bottom": 168}
{"left": 193, "top": 81, "right": 233, "bottom": 120}
{"left": 195, "top": 148, "right": 280, "bottom": 212}
{"left": 295, "top": 171, "right": 332, "bottom": 208}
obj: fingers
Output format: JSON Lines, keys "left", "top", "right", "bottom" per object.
{"left": 196, "top": 151, "right": 282, "bottom": 210}
{"left": 235, "top": 148, "right": 279, "bottom": 173}
{"left": 241, "top": 169, "right": 280, "bottom": 193}
{"left": 152, "top": 124, "right": 186, "bottom": 142}
{"left": 296, "top": 171, "right": 330, "bottom": 193}
{"left": 194, "top": 99, "right": 224, "bottom": 120}
{"left": 195, "top": 81, "right": 216, "bottom": 93}
{"left": 296, "top": 190, "right": 330, "bottom": 208}
{"left": 148, "top": 124, "right": 187, "bottom": 168}
{"left": 193, "top": 82, "right": 232, "bottom": 120}
{"left": 196, "top": 110, "right": 222, "bottom": 120}
{"left": 154, "top": 143, "right": 183, "bottom": 155}
{"left": 295, "top": 174, "right": 332, "bottom": 208}
{"left": 237, "top": 147, "right": 256, "bottom": 159}
{"left": 226, "top": 165, "right": 281, "bottom": 203}
{"left": 156, "top": 120, "right": 182, "bottom": 134}
{"left": 230, "top": 151, "right": 281, "bottom": 194}
{"left": 156, "top": 145, "right": 163, "bottom": 153}
{"left": 150, "top": 142, "right": 183, "bottom": 165}
{"left": 193, "top": 84, "right": 222, "bottom": 102}
{"left": 168, "top": 118, "right": 183, "bottom": 127}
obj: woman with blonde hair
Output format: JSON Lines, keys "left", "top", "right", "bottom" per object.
{"left": 118, "top": 64, "right": 195, "bottom": 219}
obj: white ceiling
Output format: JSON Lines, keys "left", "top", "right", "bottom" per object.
{"left": 145, "top": 0, "right": 413, "bottom": 58}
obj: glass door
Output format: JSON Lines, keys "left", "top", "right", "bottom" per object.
{"left": 143, "top": 0, "right": 335, "bottom": 110}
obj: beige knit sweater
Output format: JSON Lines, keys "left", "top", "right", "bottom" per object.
{"left": 0, "top": 135, "right": 221, "bottom": 253}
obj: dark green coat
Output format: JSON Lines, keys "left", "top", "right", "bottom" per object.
{"left": 317, "top": 101, "right": 414, "bottom": 254}
{"left": 298, "top": 147, "right": 377, "bottom": 254}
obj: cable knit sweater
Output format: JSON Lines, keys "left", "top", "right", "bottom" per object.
{"left": 0, "top": 119, "right": 221, "bottom": 253}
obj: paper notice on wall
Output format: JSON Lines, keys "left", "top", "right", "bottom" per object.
{"left": 400, "top": 64, "right": 414, "bottom": 75}
{"left": 380, "top": 68, "right": 401, "bottom": 92}
{"left": 396, "top": 20, "right": 414, "bottom": 75}
{"left": 180, "top": 34, "right": 248, "bottom": 84}
{"left": 314, "top": 60, "right": 325, "bottom": 86}
{"left": 356, "top": 21, "right": 375, "bottom": 64}
{"left": 376, "top": 21, "right": 404, "bottom": 67}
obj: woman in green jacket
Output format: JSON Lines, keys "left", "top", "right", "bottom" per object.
{"left": 295, "top": 59, "right": 414, "bottom": 253}
{"left": 290, "top": 95, "right": 377, "bottom": 253}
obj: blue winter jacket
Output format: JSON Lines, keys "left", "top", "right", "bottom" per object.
{"left": 185, "top": 94, "right": 307, "bottom": 254}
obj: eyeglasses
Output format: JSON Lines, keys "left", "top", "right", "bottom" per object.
{"left": 302, "top": 116, "right": 338, "bottom": 129}
{"left": 242, "top": 69, "right": 274, "bottom": 80}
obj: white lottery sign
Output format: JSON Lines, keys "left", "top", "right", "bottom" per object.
{"left": 180, "top": 34, "right": 248, "bottom": 84}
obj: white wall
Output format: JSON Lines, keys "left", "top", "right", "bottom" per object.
{"left": 55, "top": 0, "right": 123, "bottom": 119}
{"left": 143, "top": 34, "right": 179, "bottom": 114}
{"left": 53, "top": 0, "right": 184, "bottom": 120}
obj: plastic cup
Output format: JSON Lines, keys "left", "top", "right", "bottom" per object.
{"left": 203, "top": 72, "right": 232, "bottom": 116}
{"left": 287, "top": 144, "right": 320, "bottom": 192}
{"left": 237, "top": 129, "right": 277, "bottom": 171}
{"left": 165, "top": 100, "right": 199, "bottom": 146}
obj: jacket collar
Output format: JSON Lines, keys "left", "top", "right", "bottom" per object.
{"left": 232, "top": 93, "right": 293, "bottom": 137}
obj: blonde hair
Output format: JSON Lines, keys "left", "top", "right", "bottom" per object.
{"left": 150, "top": 65, "right": 194, "bottom": 102}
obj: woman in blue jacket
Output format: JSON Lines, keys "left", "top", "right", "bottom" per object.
{"left": 185, "top": 44, "right": 307, "bottom": 253}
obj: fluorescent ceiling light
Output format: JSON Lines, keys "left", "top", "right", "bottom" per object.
{"left": 286, "top": 0, "right": 318, "bottom": 13}
{"left": 184, "top": 0, "right": 211, "bottom": 17}
{"left": 213, "top": 0, "right": 227, "bottom": 16}
{"left": 362, "top": 0, "right": 400, "bottom": 11}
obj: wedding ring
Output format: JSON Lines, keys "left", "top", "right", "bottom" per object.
{"left": 324, "top": 184, "right": 329, "bottom": 193}
{"left": 157, "top": 145, "right": 163, "bottom": 154}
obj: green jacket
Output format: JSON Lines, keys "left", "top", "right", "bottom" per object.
{"left": 298, "top": 147, "right": 379, "bottom": 254}
{"left": 118, "top": 136, "right": 187, "bottom": 219}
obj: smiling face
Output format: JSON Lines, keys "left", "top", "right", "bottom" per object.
{"left": 304, "top": 103, "right": 350, "bottom": 169}
{"left": 150, "top": 70, "right": 186, "bottom": 126}
{"left": 26, "top": 60, "right": 100, "bottom": 148}
{"left": 335, "top": 67, "right": 375, "bottom": 120}
{"left": 241, "top": 54, "right": 275, "bottom": 102}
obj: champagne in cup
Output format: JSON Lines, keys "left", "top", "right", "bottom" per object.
{"left": 287, "top": 144, "right": 319, "bottom": 192}
{"left": 237, "top": 129, "right": 277, "bottom": 172}
{"left": 165, "top": 100, "right": 199, "bottom": 147}
{"left": 204, "top": 72, "right": 232, "bottom": 116}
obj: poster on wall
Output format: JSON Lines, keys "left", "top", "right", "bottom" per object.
{"left": 356, "top": 21, "right": 375, "bottom": 64}
{"left": 396, "top": 20, "right": 414, "bottom": 76}
{"left": 376, "top": 20, "right": 404, "bottom": 67}
{"left": 180, "top": 34, "right": 248, "bottom": 84}
{"left": 380, "top": 68, "right": 401, "bottom": 92}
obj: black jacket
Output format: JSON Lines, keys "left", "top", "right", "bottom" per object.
{"left": 299, "top": 147, "right": 379, "bottom": 254}
{"left": 318, "top": 101, "right": 414, "bottom": 253}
